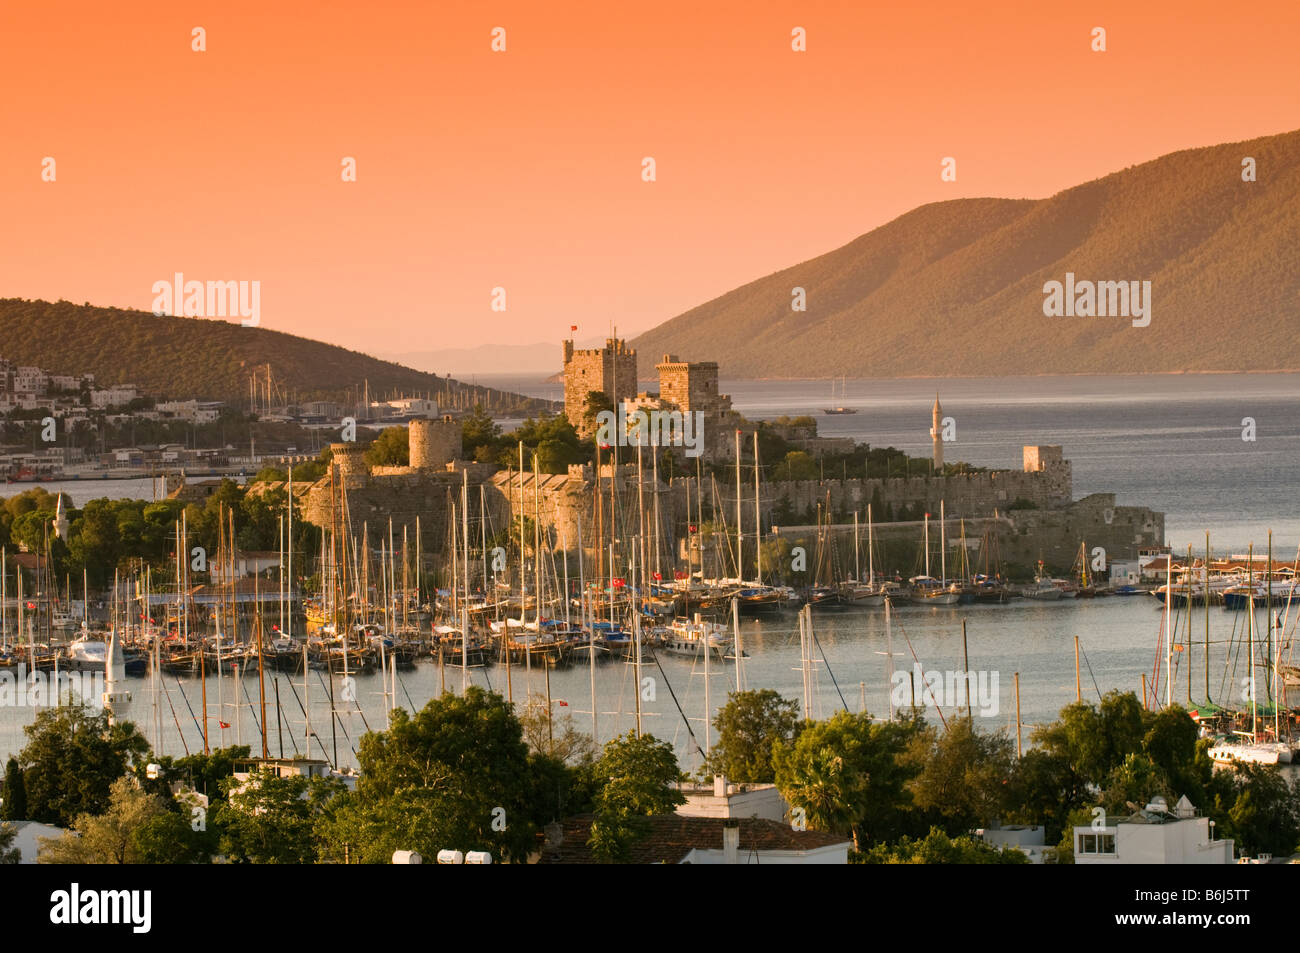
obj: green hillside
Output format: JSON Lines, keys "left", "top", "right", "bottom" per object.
{"left": 0, "top": 298, "right": 553, "bottom": 411}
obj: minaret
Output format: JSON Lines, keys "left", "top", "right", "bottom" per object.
{"left": 930, "top": 394, "right": 944, "bottom": 471}
{"left": 53, "top": 493, "right": 69, "bottom": 539}
{"left": 102, "top": 627, "right": 131, "bottom": 726}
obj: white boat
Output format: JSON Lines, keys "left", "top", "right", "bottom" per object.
{"left": 838, "top": 580, "right": 886, "bottom": 607}
{"left": 1208, "top": 741, "right": 1292, "bottom": 765}
{"left": 1022, "top": 560, "right": 1065, "bottom": 600}
{"left": 909, "top": 576, "right": 961, "bottom": 605}
{"left": 658, "top": 618, "right": 732, "bottom": 660}
{"left": 65, "top": 637, "right": 107, "bottom": 671}
{"left": 1023, "top": 576, "right": 1065, "bottom": 600}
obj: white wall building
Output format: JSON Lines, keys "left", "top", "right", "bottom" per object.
{"left": 676, "top": 777, "right": 789, "bottom": 823}
{"left": 1074, "top": 795, "right": 1234, "bottom": 864}
{"left": 976, "top": 824, "right": 1049, "bottom": 863}
{"left": 91, "top": 385, "right": 139, "bottom": 409}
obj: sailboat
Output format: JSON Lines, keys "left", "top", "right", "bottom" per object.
{"left": 910, "top": 506, "right": 961, "bottom": 605}
{"left": 1072, "top": 541, "right": 1099, "bottom": 597}
{"left": 822, "top": 377, "right": 858, "bottom": 415}
{"left": 1023, "top": 560, "right": 1065, "bottom": 600}
{"left": 839, "top": 506, "right": 890, "bottom": 606}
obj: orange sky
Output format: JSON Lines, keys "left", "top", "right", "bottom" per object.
{"left": 2, "top": 1, "right": 1297, "bottom": 357}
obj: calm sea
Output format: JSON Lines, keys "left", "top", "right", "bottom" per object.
{"left": 3, "top": 373, "right": 1298, "bottom": 769}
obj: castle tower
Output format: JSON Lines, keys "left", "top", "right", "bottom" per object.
{"left": 562, "top": 335, "right": 638, "bottom": 434}
{"left": 930, "top": 395, "right": 944, "bottom": 471}
{"left": 330, "top": 443, "right": 369, "bottom": 479}
{"left": 409, "top": 416, "right": 460, "bottom": 469}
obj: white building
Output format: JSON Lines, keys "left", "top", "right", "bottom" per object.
{"left": 374, "top": 397, "right": 438, "bottom": 418}
{"left": 676, "top": 776, "right": 788, "bottom": 822}
{"left": 1109, "top": 560, "right": 1141, "bottom": 587}
{"left": 156, "top": 399, "right": 224, "bottom": 423}
{"left": 976, "top": 824, "right": 1049, "bottom": 863}
{"left": 14, "top": 367, "right": 48, "bottom": 395}
{"left": 1074, "top": 795, "right": 1234, "bottom": 864}
{"left": 91, "top": 385, "right": 139, "bottom": 409}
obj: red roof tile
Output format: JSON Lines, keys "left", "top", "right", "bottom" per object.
{"left": 537, "top": 813, "right": 850, "bottom": 864}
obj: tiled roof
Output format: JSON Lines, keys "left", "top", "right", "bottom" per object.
{"left": 537, "top": 813, "right": 850, "bottom": 864}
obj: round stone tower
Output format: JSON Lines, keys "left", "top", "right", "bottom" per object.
{"left": 409, "top": 416, "right": 460, "bottom": 470}
{"left": 330, "top": 442, "right": 369, "bottom": 477}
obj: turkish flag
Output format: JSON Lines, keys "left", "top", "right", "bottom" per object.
{"left": 674, "top": 571, "right": 687, "bottom": 580}
{"left": 219, "top": 721, "right": 231, "bottom": 729}
{"left": 688, "top": 524, "right": 697, "bottom": 534}
{"left": 570, "top": 325, "right": 578, "bottom": 332}
{"left": 558, "top": 700, "right": 569, "bottom": 707}
{"left": 653, "top": 572, "right": 661, "bottom": 581}
{"left": 612, "top": 578, "right": 625, "bottom": 588}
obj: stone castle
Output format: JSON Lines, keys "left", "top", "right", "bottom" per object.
{"left": 243, "top": 355, "right": 1161, "bottom": 582}
{"left": 562, "top": 335, "right": 739, "bottom": 460}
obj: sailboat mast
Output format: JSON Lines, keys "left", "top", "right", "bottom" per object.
{"left": 735, "top": 430, "right": 742, "bottom": 580}
{"left": 577, "top": 508, "right": 595, "bottom": 743}
{"left": 652, "top": 444, "right": 662, "bottom": 582}
{"left": 633, "top": 536, "right": 642, "bottom": 738}
{"left": 924, "top": 512, "right": 931, "bottom": 578}
{"left": 1248, "top": 544, "right": 1257, "bottom": 737}
{"left": 462, "top": 471, "right": 471, "bottom": 693}
{"left": 256, "top": 573, "right": 268, "bottom": 759}
{"left": 753, "top": 430, "right": 762, "bottom": 585}
{"left": 1205, "top": 532, "right": 1211, "bottom": 704}
{"left": 287, "top": 467, "right": 293, "bottom": 642}
{"left": 940, "top": 500, "right": 947, "bottom": 585}
{"left": 854, "top": 512, "right": 860, "bottom": 582}
{"left": 868, "top": 504, "right": 875, "bottom": 586}
{"left": 1170, "top": 551, "right": 1180, "bottom": 707}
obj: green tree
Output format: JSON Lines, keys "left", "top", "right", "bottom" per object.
{"left": 217, "top": 769, "right": 344, "bottom": 864}
{"left": 903, "top": 716, "right": 1016, "bottom": 830}
{"left": 2, "top": 757, "right": 26, "bottom": 820}
{"left": 364, "top": 426, "right": 409, "bottom": 467}
{"left": 316, "top": 688, "right": 549, "bottom": 863}
{"left": 857, "top": 827, "right": 1030, "bottom": 864}
{"left": 704, "top": 689, "right": 801, "bottom": 784}
{"left": 0, "top": 822, "right": 19, "bottom": 864}
{"left": 773, "top": 450, "right": 818, "bottom": 482}
{"left": 582, "top": 391, "right": 614, "bottom": 434}
{"left": 17, "top": 705, "right": 150, "bottom": 828}
{"left": 1003, "top": 748, "right": 1080, "bottom": 843}
{"left": 461, "top": 404, "right": 503, "bottom": 460}
{"left": 773, "top": 711, "right": 922, "bottom": 850}
{"left": 1031, "top": 691, "right": 1145, "bottom": 791}
{"left": 1208, "top": 761, "right": 1300, "bottom": 858}
{"left": 38, "top": 777, "right": 171, "bottom": 864}
{"left": 587, "top": 732, "right": 686, "bottom": 862}
{"left": 519, "top": 694, "right": 598, "bottom": 766}
{"left": 1141, "top": 704, "right": 1203, "bottom": 796}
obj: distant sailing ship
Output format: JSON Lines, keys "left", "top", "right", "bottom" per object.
{"left": 822, "top": 377, "right": 858, "bottom": 414}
